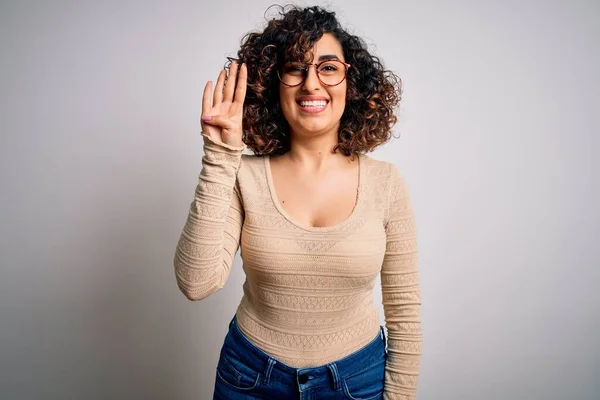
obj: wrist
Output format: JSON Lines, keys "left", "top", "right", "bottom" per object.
{"left": 201, "top": 132, "right": 246, "bottom": 151}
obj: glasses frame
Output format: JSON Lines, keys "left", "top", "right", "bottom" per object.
{"left": 277, "top": 59, "right": 352, "bottom": 87}
{"left": 224, "top": 57, "right": 352, "bottom": 87}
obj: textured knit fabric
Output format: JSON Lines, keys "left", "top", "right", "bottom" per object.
{"left": 174, "top": 133, "right": 422, "bottom": 399}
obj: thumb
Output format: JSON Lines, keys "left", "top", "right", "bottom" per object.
{"left": 201, "top": 115, "right": 237, "bottom": 130}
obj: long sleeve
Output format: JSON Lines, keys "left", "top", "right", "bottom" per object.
{"left": 381, "top": 164, "right": 422, "bottom": 399}
{"left": 174, "top": 133, "right": 246, "bottom": 301}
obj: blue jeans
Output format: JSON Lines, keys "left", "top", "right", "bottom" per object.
{"left": 213, "top": 315, "right": 388, "bottom": 399}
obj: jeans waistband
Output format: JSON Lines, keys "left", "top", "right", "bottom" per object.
{"left": 225, "top": 314, "right": 387, "bottom": 389}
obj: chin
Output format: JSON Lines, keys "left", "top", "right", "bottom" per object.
{"left": 296, "top": 122, "right": 335, "bottom": 135}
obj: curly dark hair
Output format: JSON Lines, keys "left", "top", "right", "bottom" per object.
{"left": 232, "top": 4, "right": 402, "bottom": 157}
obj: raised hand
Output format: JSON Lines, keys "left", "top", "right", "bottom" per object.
{"left": 201, "top": 60, "right": 247, "bottom": 148}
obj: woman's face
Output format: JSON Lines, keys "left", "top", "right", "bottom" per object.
{"left": 279, "top": 33, "right": 347, "bottom": 139}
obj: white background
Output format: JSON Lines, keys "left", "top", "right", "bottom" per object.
{"left": 1, "top": 0, "right": 598, "bottom": 399}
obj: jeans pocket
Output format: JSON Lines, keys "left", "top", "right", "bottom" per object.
{"left": 216, "top": 350, "right": 261, "bottom": 391}
{"left": 342, "top": 359, "right": 385, "bottom": 400}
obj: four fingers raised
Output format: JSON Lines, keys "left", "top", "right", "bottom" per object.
{"left": 202, "top": 61, "right": 247, "bottom": 122}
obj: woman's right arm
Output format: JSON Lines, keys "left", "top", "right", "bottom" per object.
{"left": 174, "top": 134, "right": 246, "bottom": 301}
{"left": 174, "top": 61, "right": 248, "bottom": 301}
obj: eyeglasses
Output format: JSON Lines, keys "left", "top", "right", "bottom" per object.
{"left": 224, "top": 57, "right": 351, "bottom": 87}
{"left": 277, "top": 59, "right": 351, "bottom": 87}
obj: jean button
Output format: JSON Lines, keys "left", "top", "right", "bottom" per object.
{"left": 298, "top": 374, "right": 309, "bottom": 384}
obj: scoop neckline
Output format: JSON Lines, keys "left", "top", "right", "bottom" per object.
{"left": 264, "top": 153, "right": 364, "bottom": 232}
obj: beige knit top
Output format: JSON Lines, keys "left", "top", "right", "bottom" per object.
{"left": 174, "top": 134, "right": 422, "bottom": 399}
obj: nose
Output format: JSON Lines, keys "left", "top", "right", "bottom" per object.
{"left": 302, "top": 65, "right": 321, "bottom": 91}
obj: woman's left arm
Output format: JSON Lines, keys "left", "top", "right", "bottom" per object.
{"left": 381, "top": 164, "right": 422, "bottom": 400}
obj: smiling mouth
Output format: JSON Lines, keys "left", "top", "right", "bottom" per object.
{"left": 296, "top": 100, "right": 329, "bottom": 113}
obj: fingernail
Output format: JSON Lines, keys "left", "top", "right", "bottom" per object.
{"left": 201, "top": 115, "right": 212, "bottom": 122}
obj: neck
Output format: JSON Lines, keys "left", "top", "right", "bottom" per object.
{"left": 283, "top": 128, "right": 351, "bottom": 172}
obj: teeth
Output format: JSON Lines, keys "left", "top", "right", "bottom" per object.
{"left": 299, "top": 100, "right": 327, "bottom": 107}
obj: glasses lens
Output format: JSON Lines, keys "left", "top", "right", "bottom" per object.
{"left": 279, "top": 63, "right": 306, "bottom": 86}
{"left": 317, "top": 60, "right": 347, "bottom": 85}
{"left": 279, "top": 60, "right": 347, "bottom": 86}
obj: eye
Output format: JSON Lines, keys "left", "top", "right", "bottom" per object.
{"left": 283, "top": 63, "right": 307, "bottom": 74}
{"left": 317, "top": 62, "right": 340, "bottom": 73}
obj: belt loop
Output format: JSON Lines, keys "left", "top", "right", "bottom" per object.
{"left": 327, "top": 363, "right": 341, "bottom": 391}
{"left": 262, "top": 358, "right": 276, "bottom": 386}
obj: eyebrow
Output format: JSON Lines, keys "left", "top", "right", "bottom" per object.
{"left": 286, "top": 54, "right": 342, "bottom": 64}
{"left": 318, "top": 54, "right": 341, "bottom": 61}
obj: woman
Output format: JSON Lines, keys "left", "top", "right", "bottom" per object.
{"left": 174, "top": 5, "right": 422, "bottom": 399}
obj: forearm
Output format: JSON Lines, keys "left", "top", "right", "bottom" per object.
{"left": 382, "top": 279, "right": 422, "bottom": 399}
